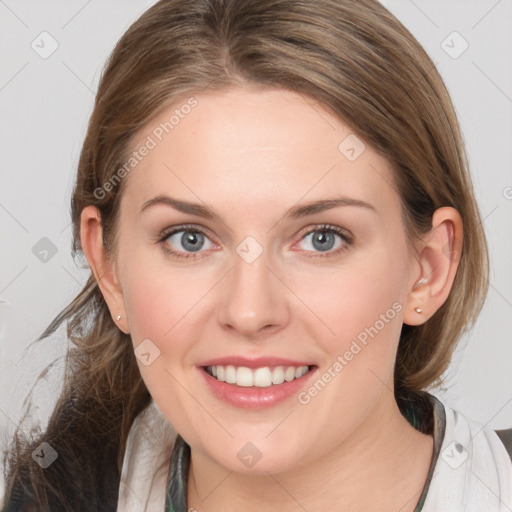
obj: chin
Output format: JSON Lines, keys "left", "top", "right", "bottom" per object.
{"left": 202, "top": 438, "right": 307, "bottom": 475}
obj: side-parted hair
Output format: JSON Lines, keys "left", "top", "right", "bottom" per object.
{"left": 2, "top": 0, "right": 488, "bottom": 510}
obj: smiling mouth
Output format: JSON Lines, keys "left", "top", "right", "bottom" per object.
{"left": 203, "top": 364, "right": 316, "bottom": 388}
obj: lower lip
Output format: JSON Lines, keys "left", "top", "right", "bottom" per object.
{"left": 197, "top": 366, "right": 318, "bottom": 409}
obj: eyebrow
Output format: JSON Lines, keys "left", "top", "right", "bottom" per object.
{"left": 139, "top": 194, "right": 376, "bottom": 221}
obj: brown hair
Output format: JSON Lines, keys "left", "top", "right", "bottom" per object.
{"left": 2, "top": 0, "right": 488, "bottom": 509}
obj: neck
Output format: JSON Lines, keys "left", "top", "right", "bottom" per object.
{"left": 187, "top": 392, "right": 434, "bottom": 512}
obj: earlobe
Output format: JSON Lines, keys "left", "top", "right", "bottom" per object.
{"left": 403, "top": 207, "right": 463, "bottom": 326}
{"left": 80, "top": 205, "right": 130, "bottom": 333}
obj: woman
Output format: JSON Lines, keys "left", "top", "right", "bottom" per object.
{"left": 2, "top": 0, "right": 511, "bottom": 511}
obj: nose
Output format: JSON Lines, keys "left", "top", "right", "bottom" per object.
{"left": 216, "top": 247, "right": 290, "bottom": 339}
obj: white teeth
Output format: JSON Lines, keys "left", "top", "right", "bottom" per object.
{"left": 284, "top": 367, "right": 296, "bottom": 382}
{"left": 271, "top": 366, "right": 285, "bottom": 385}
{"left": 225, "top": 365, "right": 237, "bottom": 384}
{"left": 236, "top": 367, "right": 254, "bottom": 387}
{"left": 207, "top": 364, "right": 310, "bottom": 387}
{"left": 253, "top": 367, "right": 272, "bottom": 387}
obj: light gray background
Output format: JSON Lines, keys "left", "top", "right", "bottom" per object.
{"left": 1, "top": 0, "right": 511, "bottom": 495}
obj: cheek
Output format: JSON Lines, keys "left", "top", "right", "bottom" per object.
{"left": 119, "top": 248, "right": 218, "bottom": 377}
{"left": 287, "top": 253, "right": 408, "bottom": 416}
{"left": 287, "top": 253, "right": 406, "bottom": 440}
{"left": 116, "top": 230, "right": 200, "bottom": 339}
{"left": 123, "top": 269, "right": 201, "bottom": 344}
{"left": 293, "top": 251, "right": 406, "bottom": 349}
{"left": 120, "top": 265, "right": 205, "bottom": 410}
{"left": 123, "top": 277, "right": 169, "bottom": 342}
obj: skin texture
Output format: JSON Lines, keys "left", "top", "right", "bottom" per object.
{"left": 81, "top": 87, "right": 463, "bottom": 511}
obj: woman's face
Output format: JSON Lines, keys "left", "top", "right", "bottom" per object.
{"left": 114, "top": 87, "right": 420, "bottom": 473}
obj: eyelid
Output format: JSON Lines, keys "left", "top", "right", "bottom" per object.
{"left": 156, "top": 223, "right": 215, "bottom": 243}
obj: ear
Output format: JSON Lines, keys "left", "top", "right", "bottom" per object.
{"left": 80, "top": 205, "right": 130, "bottom": 333}
{"left": 403, "top": 206, "right": 463, "bottom": 326}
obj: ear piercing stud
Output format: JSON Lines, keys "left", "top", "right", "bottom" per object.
{"left": 414, "top": 307, "right": 422, "bottom": 314}
{"left": 116, "top": 315, "right": 122, "bottom": 320}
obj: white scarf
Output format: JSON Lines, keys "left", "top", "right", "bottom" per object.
{"left": 117, "top": 399, "right": 512, "bottom": 511}
{"left": 422, "top": 405, "right": 512, "bottom": 511}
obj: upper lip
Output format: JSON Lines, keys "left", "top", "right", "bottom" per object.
{"left": 199, "top": 356, "right": 315, "bottom": 369}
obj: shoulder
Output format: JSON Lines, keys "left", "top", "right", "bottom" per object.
{"left": 420, "top": 393, "right": 512, "bottom": 510}
{"left": 430, "top": 393, "right": 512, "bottom": 468}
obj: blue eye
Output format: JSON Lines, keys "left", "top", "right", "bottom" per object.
{"left": 296, "top": 225, "right": 352, "bottom": 258}
{"left": 157, "top": 223, "right": 352, "bottom": 260}
{"left": 159, "top": 225, "right": 214, "bottom": 260}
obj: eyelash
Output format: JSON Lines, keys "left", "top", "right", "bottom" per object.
{"left": 156, "top": 223, "right": 353, "bottom": 261}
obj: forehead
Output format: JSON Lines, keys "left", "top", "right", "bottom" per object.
{"left": 122, "top": 87, "right": 400, "bottom": 219}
